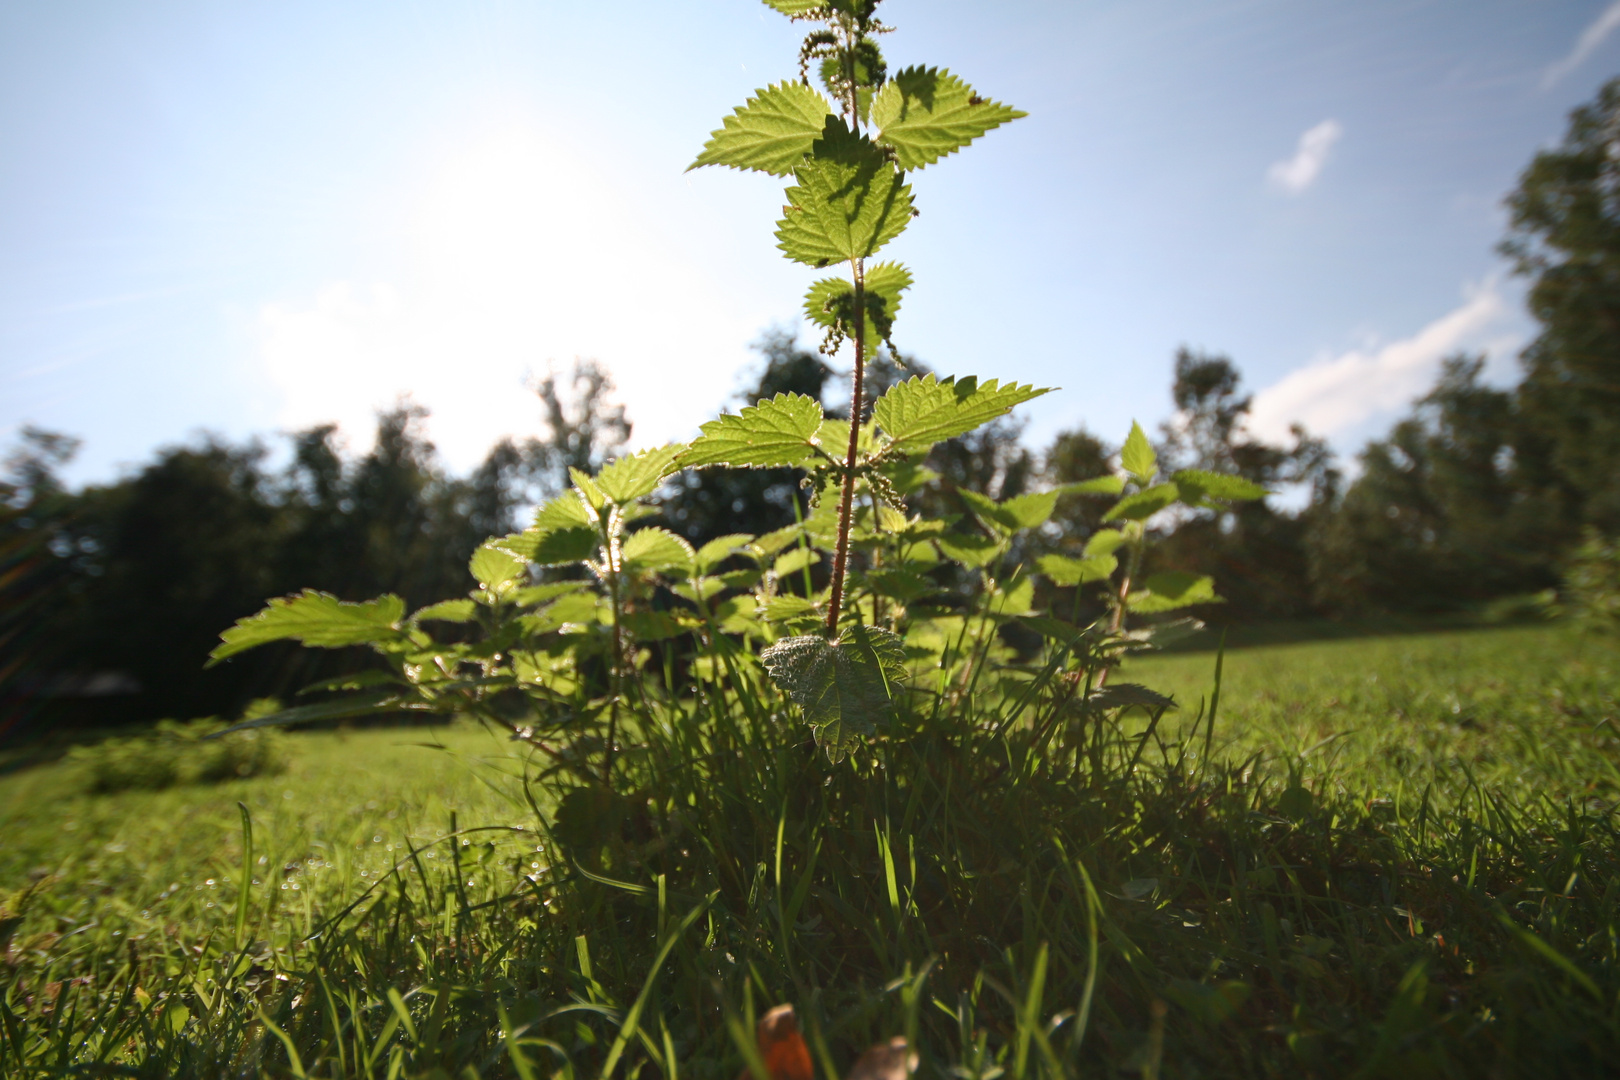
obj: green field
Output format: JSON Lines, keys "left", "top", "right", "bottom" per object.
{"left": 3, "top": 621, "right": 1618, "bottom": 1077}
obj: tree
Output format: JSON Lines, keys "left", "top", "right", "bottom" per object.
{"left": 1502, "top": 75, "right": 1620, "bottom": 531}
{"left": 1150, "top": 349, "right": 1337, "bottom": 619}
{"left": 1308, "top": 355, "right": 1561, "bottom": 613}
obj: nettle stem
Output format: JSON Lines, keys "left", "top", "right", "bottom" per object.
{"left": 826, "top": 258, "right": 866, "bottom": 634}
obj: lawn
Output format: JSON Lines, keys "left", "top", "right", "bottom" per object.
{"left": 2, "top": 620, "right": 1618, "bottom": 1077}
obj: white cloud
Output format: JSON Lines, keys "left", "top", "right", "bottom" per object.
{"left": 1266, "top": 119, "right": 1343, "bottom": 195}
{"left": 1544, "top": 1, "right": 1620, "bottom": 88}
{"left": 1248, "top": 282, "right": 1515, "bottom": 443}
{"left": 256, "top": 121, "right": 763, "bottom": 472}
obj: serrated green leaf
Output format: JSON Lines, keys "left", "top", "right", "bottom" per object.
{"left": 1120, "top": 422, "right": 1157, "bottom": 484}
{"left": 761, "top": 594, "right": 821, "bottom": 625}
{"left": 748, "top": 525, "right": 805, "bottom": 561}
{"left": 622, "top": 527, "right": 695, "bottom": 573}
{"left": 864, "top": 568, "right": 938, "bottom": 603}
{"left": 499, "top": 525, "right": 600, "bottom": 566}
{"left": 988, "top": 577, "right": 1036, "bottom": 616}
{"left": 510, "top": 581, "right": 591, "bottom": 607}
{"left": 1037, "top": 553, "right": 1118, "bottom": 586}
{"left": 413, "top": 599, "right": 477, "bottom": 623}
{"left": 1128, "top": 571, "right": 1222, "bottom": 613}
{"left": 962, "top": 488, "right": 1068, "bottom": 535}
{"left": 1085, "top": 529, "right": 1128, "bottom": 557}
{"left": 671, "top": 577, "right": 727, "bottom": 603}
{"left": 760, "top": 626, "right": 906, "bottom": 762}
{"left": 873, "top": 374, "right": 1053, "bottom": 452}
{"left": 773, "top": 546, "right": 820, "bottom": 577}
{"left": 870, "top": 66, "right": 1026, "bottom": 170}
{"left": 1104, "top": 483, "right": 1180, "bottom": 522}
{"left": 1171, "top": 469, "right": 1269, "bottom": 504}
{"left": 470, "top": 542, "right": 528, "bottom": 590}
{"left": 695, "top": 533, "right": 756, "bottom": 572}
{"left": 211, "top": 591, "right": 407, "bottom": 663}
{"left": 775, "top": 118, "right": 915, "bottom": 268}
{"left": 595, "top": 445, "right": 684, "bottom": 505}
{"left": 521, "top": 591, "right": 602, "bottom": 634}
{"left": 530, "top": 492, "right": 593, "bottom": 532}
{"left": 804, "top": 262, "right": 913, "bottom": 355}
{"left": 680, "top": 393, "right": 827, "bottom": 468}
{"left": 1062, "top": 475, "right": 1125, "bottom": 496}
{"left": 936, "top": 530, "right": 999, "bottom": 568}
{"left": 761, "top": 0, "right": 824, "bottom": 14}
{"left": 620, "top": 611, "right": 686, "bottom": 641}
{"left": 690, "top": 81, "right": 833, "bottom": 176}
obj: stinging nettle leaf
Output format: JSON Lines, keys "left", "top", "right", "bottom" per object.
{"left": 1120, "top": 422, "right": 1157, "bottom": 484}
{"left": 470, "top": 542, "right": 527, "bottom": 591}
{"left": 873, "top": 374, "right": 1053, "bottom": 452}
{"left": 679, "top": 392, "right": 826, "bottom": 468}
{"left": 1037, "top": 552, "right": 1118, "bottom": 587}
{"left": 775, "top": 117, "right": 915, "bottom": 268}
{"left": 870, "top": 66, "right": 1026, "bottom": 170}
{"left": 690, "top": 81, "right": 834, "bottom": 176}
{"left": 695, "top": 533, "right": 756, "bottom": 572}
{"left": 1171, "top": 469, "right": 1269, "bottom": 504}
{"left": 803, "top": 262, "right": 913, "bottom": 355}
{"left": 413, "top": 599, "right": 477, "bottom": 624}
{"left": 595, "top": 445, "right": 685, "bottom": 505}
{"left": 1128, "top": 571, "right": 1222, "bottom": 614}
{"left": 622, "top": 527, "right": 696, "bottom": 573}
{"left": 761, "top": 0, "right": 825, "bottom": 14}
{"left": 211, "top": 591, "right": 407, "bottom": 664}
{"left": 760, "top": 626, "right": 907, "bottom": 762}
{"left": 1104, "top": 482, "right": 1180, "bottom": 522}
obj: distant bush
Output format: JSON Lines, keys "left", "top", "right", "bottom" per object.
{"left": 70, "top": 700, "right": 288, "bottom": 793}
{"left": 1566, "top": 528, "right": 1620, "bottom": 634}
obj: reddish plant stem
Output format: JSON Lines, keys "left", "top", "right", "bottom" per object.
{"left": 825, "top": 261, "right": 866, "bottom": 634}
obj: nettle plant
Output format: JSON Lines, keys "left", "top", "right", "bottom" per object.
{"left": 211, "top": 0, "right": 1264, "bottom": 771}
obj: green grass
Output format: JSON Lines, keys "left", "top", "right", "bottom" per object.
{"left": 2, "top": 622, "right": 1619, "bottom": 1078}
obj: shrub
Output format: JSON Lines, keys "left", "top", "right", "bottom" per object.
{"left": 71, "top": 701, "right": 287, "bottom": 793}
{"left": 1566, "top": 527, "right": 1620, "bottom": 633}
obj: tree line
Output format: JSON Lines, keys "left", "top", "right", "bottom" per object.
{"left": 4, "top": 73, "right": 1618, "bottom": 731}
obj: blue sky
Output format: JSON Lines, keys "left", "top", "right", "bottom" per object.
{"left": 2, "top": 1, "right": 1616, "bottom": 485}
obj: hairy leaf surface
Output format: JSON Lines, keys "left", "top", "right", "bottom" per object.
{"left": 873, "top": 374, "right": 1052, "bottom": 452}
{"left": 870, "top": 66, "right": 1026, "bottom": 170}
{"left": 775, "top": 119, "right": 914, "bottom": 267}
{"left": 470, "top": 543, "right": 528, "bottom": 590}
{"left": 690, "top": 81, "right": 833, "bottom": 175}
{"left": 760, "top": 626, "right": 906, "bottom": 762}
{"left": 211, "top": 591, "right": 407, "bottom": 663}
{"left": 761, "top": 0, "right": 824, "bottom": 15}
{"left": 680, "top": 393, "right": 826, "bottom": 468}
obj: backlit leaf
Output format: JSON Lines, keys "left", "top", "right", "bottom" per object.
{"left": 681, "top": 393, "right": 827, "bottom": 468}
{"left": 470, "top": 542, "right": 527, "bottom": 590}
{"left": 623, "top": 527, "right": 696, "bottom": 573}
{"left": 775, "top": 118, "right": 914, "bottom": 267}
{"left": 1103, "top": 483, "right": 1180, "bottom": 522}
{"left": 413, "top": 599, "right": 477, "bottom": 623}
{"left": 690, "top": 81, "right": 834, "bottom": 175}
{"left": 803, "top": 262, "right": 913, "bottom": 355}
{"left": 696, "top": 533, "right": 756, "bottom": 572}
{"left": 1037, "top": 553, "right": 1117, "bottom": 586}
{"left": 596, "top": 445, "right": 684, "bottom": 505}
{"left": 935, "top": 530, "right": 999, "bottom": 568}
{"left": 1120, "top": 422, "right": 1157, "bottom": 484}
{"left": 761, "top": 0, "right": 824, "bottom": 15}
{"left": 1172, "top": 469, "right": 1269, "bottom": 505}
{"left": 873, "top": 374, "right": 1052, "bottom": 452}
{"left": 498, "top": 525, "right": 600, "bottom": 566}
{"left": 870, "top": 66, "right": 1026, "bottom": 170}
{"left": 1128, "top": 571, "right": 1221, "bottom": 613}
{"left": 211, "top": 591, "right": 407, "bottom": 663}
{"left": 1085, "top": 529, "right": 1128, "bottom": 557}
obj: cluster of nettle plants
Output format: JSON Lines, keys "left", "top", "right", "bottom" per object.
{"left": 213, "top": 0, "right": 1263, "bottom": 772}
